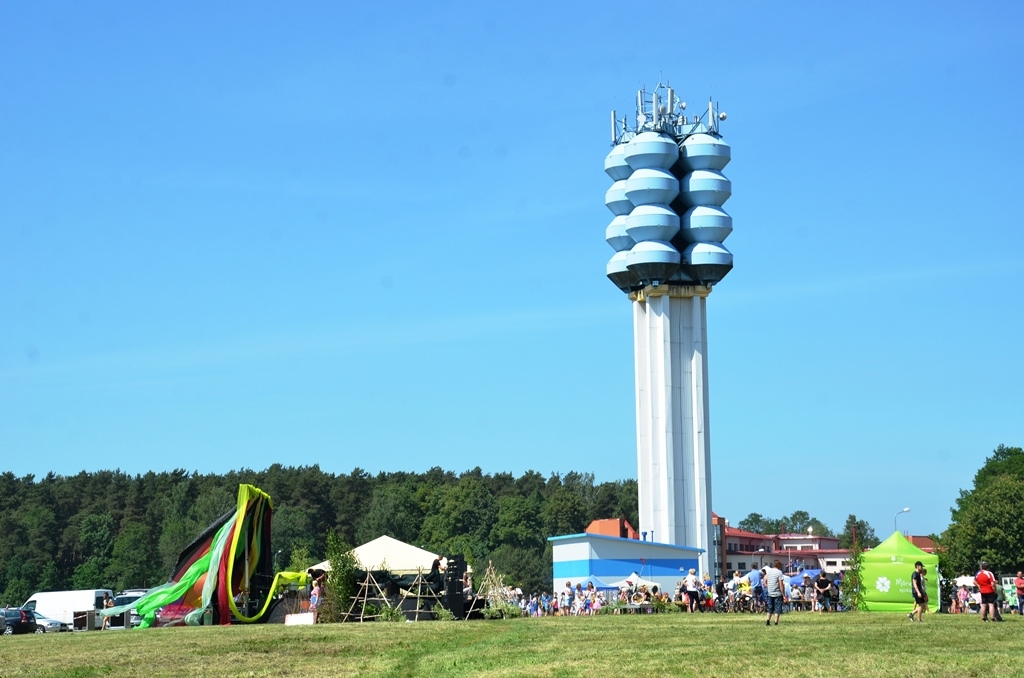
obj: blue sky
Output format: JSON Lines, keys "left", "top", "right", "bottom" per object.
{"left": 1, "top": 1, "right": 1021, "bottom": 539}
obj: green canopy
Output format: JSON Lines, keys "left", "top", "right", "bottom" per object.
{"left": 860, "top": 531, "right": 939, "bottom": 612}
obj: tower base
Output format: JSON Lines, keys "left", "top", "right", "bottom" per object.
{"left": 631, "top": 284, "right": 715, "bottom": 577}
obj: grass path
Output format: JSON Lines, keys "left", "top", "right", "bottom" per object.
{"left": 1, "top": 612, "right": 1021, "bottom": 677}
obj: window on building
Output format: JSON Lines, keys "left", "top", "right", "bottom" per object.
{"left": 826, "top": 560, "right": 837, "bottom": 567}
{"left": 726, "top": 562, "right": 732, "bottom": 570}
{"left": 739, "top": 562, "right": 746, "bottom": 570}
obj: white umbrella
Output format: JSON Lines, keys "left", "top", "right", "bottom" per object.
{"left": 609, "top": 572, "right": 658, "bottom": 589}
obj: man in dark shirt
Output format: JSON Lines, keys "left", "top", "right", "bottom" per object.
{"left": 814, "top": 572, "right": 832, "bottom": 614}
{"left": 908, "top": 561, "right": 927, "bottom": 622}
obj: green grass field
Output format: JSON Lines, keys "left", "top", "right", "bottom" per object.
{"left": 1, "top": 612, "right": 1021, "bottom": 677}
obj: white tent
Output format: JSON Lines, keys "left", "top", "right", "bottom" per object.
{"left": 353, "top": 535, "right": 445, "bottom": 574}
{"left": 308, "top": 535, "right": 473, "bottom": 574}
{"left": 954, "top": 575, "right": 976, "bottom": 588}
{"left": 609, "top": 572, "right": 659, "bottom": 589}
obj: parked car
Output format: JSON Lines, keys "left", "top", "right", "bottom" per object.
{"left": 108, "top": 593, "right": 145, "bottom": 629}
{"left": 33, "top": 614, "right": 70, "bottom": 633}
{"left": 21, "top": 588, "right": 114, "bottom": 628}
{"left": 2, "top": 607, "right": 40, "bottom": 634}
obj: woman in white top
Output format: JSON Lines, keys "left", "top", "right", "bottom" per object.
{"left": 683, "top": 568, "right": 701, "bottom": 613}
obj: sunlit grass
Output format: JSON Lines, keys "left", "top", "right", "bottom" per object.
{"left": 0, "top": 612, "right": 1021, "bottom": 677}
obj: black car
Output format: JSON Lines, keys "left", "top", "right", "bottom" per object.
{"left": 2, "top": 608, "right": 40, "bottom": 635}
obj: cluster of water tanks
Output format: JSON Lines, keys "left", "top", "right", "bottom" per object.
{"left": 604, "top": 130, "right": 734, "bottom": 292}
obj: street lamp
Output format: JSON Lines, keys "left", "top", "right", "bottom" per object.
{"left": 894, "top": 507, "right": 910, "bottom": 533}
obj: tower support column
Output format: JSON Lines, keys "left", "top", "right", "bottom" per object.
{"left": 631, "top": 284, "right": 715, "bottom": 576}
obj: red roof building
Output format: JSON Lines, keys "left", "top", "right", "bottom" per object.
{"left": 585, "top": 517, "right": 639, "bottom": 541}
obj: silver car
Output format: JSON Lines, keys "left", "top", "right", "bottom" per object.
{"left": 31, "top": 613, "right": 69, "bottom": 633}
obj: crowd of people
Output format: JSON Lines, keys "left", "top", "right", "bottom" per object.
{"left": 947, "top": 566, "right": 1023, "bottom": 621}
{"left": 503, "top": 561, "right": 849, "bottom": 619}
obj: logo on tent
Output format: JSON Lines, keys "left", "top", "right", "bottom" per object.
{"left": 875, "top": 576, "right": 890, "bottom": 593}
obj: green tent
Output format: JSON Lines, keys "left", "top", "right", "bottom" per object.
{"left": 860, "top": 531, "right": 939, "bottom": 612}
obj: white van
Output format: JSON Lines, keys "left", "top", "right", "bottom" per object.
{"left": 22, "top": 589, "right": 114, "bottom": 628}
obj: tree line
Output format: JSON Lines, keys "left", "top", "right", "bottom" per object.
{"left": 736, "top": 510, "right": 880, "bottom": 550}
{"left": 940, "top": 444, "right": 1024, "bottom": 576}
{"left": 0, "top": 465, "right": 638, "bottom": 605}
{"left": 3, "top": 443, "right": 1017, "bottom": 608}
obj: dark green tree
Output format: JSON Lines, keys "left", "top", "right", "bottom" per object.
{"left": 542, "top": 487, "right": 587, "bottom": 537}
{"left": 972, "top": 444, "right": 1024, "bottom": 491}
{"left": 490, "top": 495, "right": 543, "bottom": 551}
{"left": 489, "top": 544, "right": 548, "bottom": 595}
{"left": 942, "top": 473, "right": 1024, "bottom": 575}
{"left": 356, "top": 482, "right": 422, "bottom": 546}
{"left": 838, "top": 514, "right": 879, "bottom": 549}
{"left": 72, "top": 513, "right": 115, "bottom": 588}
{"left": 106, "top": 521, "right": 161, "bottom": 590}
{"left": 273, "top": 504, "right": 318, "bottom": 571}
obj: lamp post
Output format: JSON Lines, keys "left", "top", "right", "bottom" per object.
{"left": 894, "top": 507, "right": 910, "bottom": 533}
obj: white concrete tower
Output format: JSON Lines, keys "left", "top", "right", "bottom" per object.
{"left": 604, "top": 84, "right": 733, "bottom": 577}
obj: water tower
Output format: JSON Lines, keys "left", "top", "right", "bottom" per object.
{"left": 603, "top": 81, "right": 733, "bottom": 577}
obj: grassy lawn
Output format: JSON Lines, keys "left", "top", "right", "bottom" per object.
{"left": 1, "top": 612, "right": 1021, "bottom": 677}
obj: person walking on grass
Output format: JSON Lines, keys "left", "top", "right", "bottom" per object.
{"left": 100, "top": 592, "right": 113, "bottom": 630}
{"left": 763, "top": 560, "right": 787, "bottom": 627}
{"left": 1015, "top": 571, "right": 1024, "bottom": 616}
{"left": 908, "top": 561, "right": 928, "bottom": 622}
{"left": 975, "top": 561, "right": 998, "bottom": 622}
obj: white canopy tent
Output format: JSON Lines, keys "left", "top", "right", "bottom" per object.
{"left": 309, "top": 535, "right": 470, "bottom": 575}
{"left": 609, "top": 572, "right": 659, "bottom": 589}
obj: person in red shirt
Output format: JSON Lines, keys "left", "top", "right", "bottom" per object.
{"left": 1015, "top": 571, "right": 1024, "bottom": 616}
{"left": 975, "top": 561, "right": 997, "bottom": 622}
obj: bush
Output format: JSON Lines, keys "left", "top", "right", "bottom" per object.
{"left": 483, "top": 602, "right": 522, "bottom": 619}
{"left": 379, "top": 605, "right": 404, "bottom": 623}
{"left": 319, "top": 531, "right": 359, "bottom": 623}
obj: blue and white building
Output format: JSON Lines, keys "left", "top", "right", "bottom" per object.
{"left": 549, "top": 533, "right": 702, "bottom": 595}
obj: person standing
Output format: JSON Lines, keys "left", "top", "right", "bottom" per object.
{"left": 975, "top": 561, "right": 997, "bottom": 622}
{"left": 958, "top": 585, "right": 970, "bottom": 613}
{"left": 1015, "top": 571, "right": 1024, "bottom": 616}
{"left": 908, "top": 561, "right": 928, "bottom": 622}
{"left": 814, "top": 572, "right": 832, "bottom": 614}
{"left": 683, "top": 568, "right": 700, "bottom": 613}
{"left": 100, "top": 592, "right": 114, "bottom": 630}
{"left": 763, "top": 560, "right": 787, "bottom": 626}
{"left": 715, "top": 576, "right": 727, "bottom": 609}
{"left": 994, "top": 582, "right": 1006, "bottom": 621}
{"left": 309, "top": 580, "right": 321, "bottom": 623}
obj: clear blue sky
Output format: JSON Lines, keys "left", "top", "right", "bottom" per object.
{"left": 2, "top": 1, "right": 1021, "bottom": 539}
